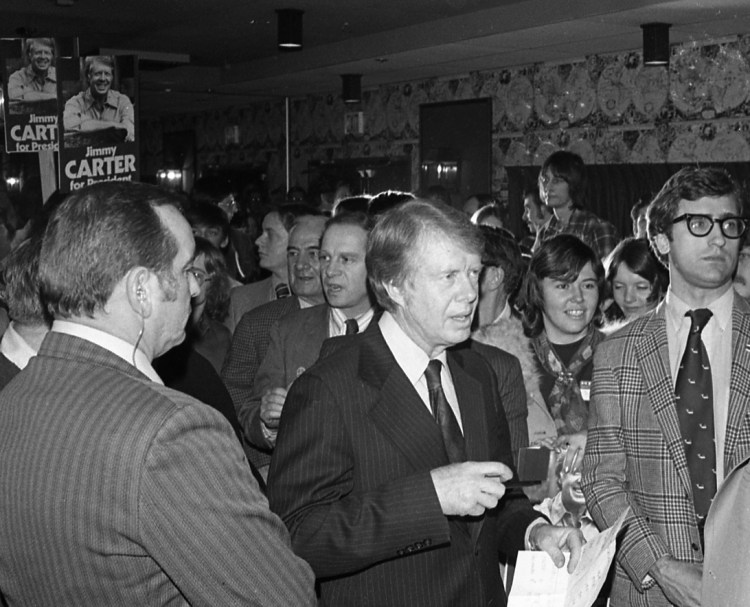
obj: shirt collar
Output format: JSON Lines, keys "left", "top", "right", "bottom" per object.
{"left": 379, "top": 311, "right": 448, "bottom": 386}
{"left": 665, "top": 285, "right": 734, "bottom": 333}
{"left": 0, "top": 322, "right": 38, "bottom": 370}
{"left": 83, "top": 88, "right": 116, "bottom": 110}
{"left": 51, "top": 320, "right": 162, "bottom": 384}
{"left": 330, "top": 306, "right": 375, "bottom": 335}
{"left": 24, "top": 64, "right": 56, "bottom": 83}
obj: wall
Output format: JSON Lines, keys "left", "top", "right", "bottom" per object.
{"left": 144, "top": 34, "right": 750, "bottom": 203}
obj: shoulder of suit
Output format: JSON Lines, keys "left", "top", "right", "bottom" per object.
{"left": 448, "top": 343, "right": 494, "bottom": 378}
{"left": 240, "top": 296, "right": 297, "bottom": 325}
{"left": 468, "top": 338, "right": 517, "bottom": 364}
{"left": 230, "top": 277, "right": 272, "bottom": 301}
{"left": 277, "top": 303, "right": 328, "bottom": 327}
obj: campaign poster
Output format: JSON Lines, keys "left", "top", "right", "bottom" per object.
{"left": 58, "top": 54, "right": 139, "bottom": 192}
{"left": 1, "top": 37, "right": 59, "bottom": 153}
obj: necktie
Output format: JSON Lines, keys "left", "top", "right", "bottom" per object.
{"left": 274, "top": 282, "right": 291, "bottom": 299}
{"left": 674, "top": 308, "right": 716, "bottom": 528}
{"left": 344, "top": 318, "right": 359, "bottom": 335}
{"left": 424, "top": 360, "right": 466, "bottom": 463}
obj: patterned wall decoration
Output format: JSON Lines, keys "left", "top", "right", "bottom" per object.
{"left": 143, "top": 34, "right": 750, "bottom": 200}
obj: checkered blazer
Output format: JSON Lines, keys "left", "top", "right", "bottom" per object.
{"left": 221, "top": 296, "right": 300, "bottom": 469}
{"left": 582, "top": 295, "right": 750, "bottom": 607}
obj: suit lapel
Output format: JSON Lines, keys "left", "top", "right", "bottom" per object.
{"left": 289, "top": 305, "right": 329, "bottom": 374}
{"left": 359, "top": 328, "right": 449, "bottom": 472}
{"left": 448, "top": 354, "right": 488, "bottom": 464}
{"left": 725, "top": 299, "right": 750, "bottom": 470}
{"left": 636, "top": 307, "right": 693, "bottom": 495}
{"left": 448, "top": 352, "right": 490, "bottom": 543}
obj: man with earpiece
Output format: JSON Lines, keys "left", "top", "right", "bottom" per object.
{"left": 0, "top": 182, "right": 315, "bottom": 606}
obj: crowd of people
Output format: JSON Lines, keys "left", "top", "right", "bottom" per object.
{"left": 0, "top": 151, "right": 747, "bottom": 607}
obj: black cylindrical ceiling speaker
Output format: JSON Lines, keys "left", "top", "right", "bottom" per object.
{"left": 277, "top": 9, "right": 304, "bottom": 50}
{"left": 341, "top": 74, "right": 362, "bottom": 103}
{"left": 642, "top": 23, "right": 671, "bottom": 66}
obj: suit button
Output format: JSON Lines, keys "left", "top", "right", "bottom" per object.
{"left": 424, "top": 538, "right": 432, "bottom": 547}
{"left": 414, "top": 542, "right": 424, "bottom": 550}
{"left": 397, "top": 549, "right": 404, "bottom": 557}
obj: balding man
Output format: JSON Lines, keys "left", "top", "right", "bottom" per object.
{"left": 0, "top": 182, "right": 314, "bottom": 606}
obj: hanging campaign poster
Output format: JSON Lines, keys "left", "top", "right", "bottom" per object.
{"left": 1, "top": 37, "right": 59, "bottom": 153}
{"left": 58, "top": 54, "right": 139, "bottom": 192}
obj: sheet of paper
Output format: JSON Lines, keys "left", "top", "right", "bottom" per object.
{"left": 508, "top": 551, "right": 568, "bottom": 607}
{"left": 508, "top": 509, "right": 628, "bottom": 607}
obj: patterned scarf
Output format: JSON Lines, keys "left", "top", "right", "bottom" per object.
{"left": 531, "top": 327, "right": 604, "bottom": 435}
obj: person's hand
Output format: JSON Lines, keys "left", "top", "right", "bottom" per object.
{"left": 529, "top": 524, "right": 586, "bottom": 573}
{"left": 532, "top": 436, "right": 557, "bottom": 450}
{"left": 430, "top": 461, "right": 512, "bottom": 517}
{"left": 555, "top": 431, "right": 587, "bottom": 461}
{"left": 260, "top": 387, "right": 287, "bottom": 431}
{"left": 650, "top": 555, "right": 702, "bottom": 607}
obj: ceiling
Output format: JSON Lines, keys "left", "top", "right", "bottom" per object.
{"left": 3, "top": 0, "right": 750, "bottom": 118}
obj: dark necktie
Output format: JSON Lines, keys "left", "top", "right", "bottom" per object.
{"left": 274, "top": 282, "right": 291, "bottom": 299}
{"left": 344, "top": 318, "right": 359, "bottom": 335}
{"left": 424, "top": 360, "right": 466, "bottom": 463}
{"left": 674, "top": 308, "right": 716, "bottom": 528}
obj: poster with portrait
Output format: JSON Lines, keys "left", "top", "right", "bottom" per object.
{"left": 57, "top": 54, "right": 139, "bottom": 192}
{"left": 1, "top": 37, "right": 60, "bottom": 153}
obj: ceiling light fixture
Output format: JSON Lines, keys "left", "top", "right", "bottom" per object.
{"left": 277, "top": 9, "right": 304, "bottom": 50}
{"left": 642, "top": 23, "right": 671, "bottom": 66}
{"left": 341, "top": 74, "right": 362, "bottom": 104}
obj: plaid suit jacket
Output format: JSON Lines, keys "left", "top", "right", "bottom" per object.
{"left": 0, "top": 331, "right": 315, "bottom": 605}
{"left": 222, "top": 296, "right": 301, "bottom": 469}
{"left": 582, "top": 296, "right": 750, "bottom": 607}
{"left": 225, "top": 276, "right": 275, "bottom": 333}
{"left": 241, "top": 304, "right": 330, "bottom": 458}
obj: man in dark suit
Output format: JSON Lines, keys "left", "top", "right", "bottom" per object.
{"left": 582, "top": 167, "right": 750, "bottom": 607}
{"left": 246, "top": 211, "right": 377, "bottom": 478}
{"left": 267, "top": 200, "right": 583, "bottom": 607}
{"left": 223, "top": 213, "right": 327, "bottom": 470}
{"left": 0, "top": 182, "right": 315, "bottom": 605}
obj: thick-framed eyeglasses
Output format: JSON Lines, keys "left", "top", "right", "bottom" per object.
{"left": 672, "top": 213, "right": 747, "bottom": 239}
{"left": 187, "top": 267, "right": 213, "bottom": 288}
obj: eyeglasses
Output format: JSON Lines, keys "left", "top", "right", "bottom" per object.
{"left": 672, "top": 214, "right": 747, "bottom": 239}
{"left": 187, "top": 267, "right": 213, "bottom": 288}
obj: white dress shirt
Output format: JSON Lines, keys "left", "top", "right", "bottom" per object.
{"left": 665, "top": 286, "right": 733, "bottom": 484}
{"left": 0, "top": 322, "right": 38, "bottom": 370}
{"left": 378, "top": 311, "right": 463, "bottom": 430}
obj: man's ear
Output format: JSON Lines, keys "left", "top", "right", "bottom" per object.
{"left": 125, "top": 267, "right": 152, "bottom": 318}
{"left": 653, "top": 233, "right": 671, "bottom": 257}
{"left": 383, "top": 280, "right": 405, "bottom": 309}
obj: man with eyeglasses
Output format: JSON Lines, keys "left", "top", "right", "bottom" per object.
{"left": 582, "top": 167, "right": 750, "bottom": 607}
